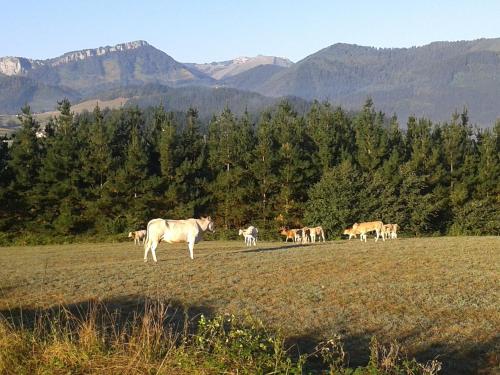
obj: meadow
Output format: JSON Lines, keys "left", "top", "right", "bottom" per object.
{"left": 0, "top": 237, "right": 498, "bottom": 374}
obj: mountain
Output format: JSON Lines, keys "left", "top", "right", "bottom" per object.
{"left": 0, "top": 41, "right": 213, "bottom": 97}
{"left": 186, "top": 55, "right": 293, "bottom": 80}
{"left": 1, "top": 38, "right": 500, "bottom": 125}
{"left": 250, "top": 39, "right": 500, "bottom": 124}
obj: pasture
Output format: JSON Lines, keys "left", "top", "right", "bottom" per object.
{"left": 0, "top": 237, "right": 498, "bottom": 374}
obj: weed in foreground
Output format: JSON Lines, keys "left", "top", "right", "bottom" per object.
{"left": 0, "top": 299, "right": 442, "bottom": 374}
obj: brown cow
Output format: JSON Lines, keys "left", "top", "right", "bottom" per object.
{"left": 352, "top": 221, "right": 385, "bottom": 242}
{"left": 280, "top": 227, "right": 302, "bottom": 242}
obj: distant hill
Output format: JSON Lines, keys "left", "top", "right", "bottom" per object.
{"left": 0, "top": 74, "right": 80, "bottom": 113}
{"left": 1, "top": 38, "right": 499, "bottom": 125}
{"left": 0, "top": 84, "right": 310, "bottom": 134}
{"left": 250, "top": 39, "right": 500, "bottom": 125}
{"left": 220, "top": 64, "right": 288, "bottom": 92}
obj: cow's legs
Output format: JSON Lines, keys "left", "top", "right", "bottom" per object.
{"left": 188, "top": 241, "right": 194, "bottom": 259}
{"left": 150, "top": 241, "right": 158, "bottom": 262}
{"left": 144, "top": 240, "right": 151, "bottom": 262}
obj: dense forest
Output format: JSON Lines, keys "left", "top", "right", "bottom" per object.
{"left": 0, "top": 98, "right": 498, "bottom": 245}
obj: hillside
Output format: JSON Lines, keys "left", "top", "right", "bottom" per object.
{"left": 0, "top": 41, "right": 213, "bottom": 100}
{"left": 0, "top": 74, "right": 80, "bottom": 113}
{"left": 253, "top": 39, "right": 500, "bottom": 124}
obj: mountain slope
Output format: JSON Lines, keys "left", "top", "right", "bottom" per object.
{"left": 220, "top": 64, "right": 288, "bottom": 92}
{"left": 1, "top": 41, "right": 213, "bottom": 98}
{"left": 255, "top": 39, "right": 500, "bottom": 124}
{"left": 0, "top": 74, "right": 80, "bottom": 113}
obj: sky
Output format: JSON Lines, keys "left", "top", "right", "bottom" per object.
{"left": 1, "top": 0, "right": 500, "bottom": 63}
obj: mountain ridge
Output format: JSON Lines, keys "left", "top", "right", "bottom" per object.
{"left": 1, "top": 38, "right": 499, "bottom": 125}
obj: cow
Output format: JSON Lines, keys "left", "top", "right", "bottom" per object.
{"left": 352, "top": 221, "right": 385, "bottom": 242}
{"left": 143, "top": 217, "right": 215, "bottom": 262}
{"left": 280, "top": 228, "right": 302, "bottom": 243}
{"left": 238, "top": 226, "right": 258, "bottom": 246}
{"left": 384, "top": 223, "right": 400, "bottom": 239}
{"left": 128, "top": 230, "right": 147, "bottom": 245}
{"left": 309, "top": 226, "right": 326, "bottom": 242}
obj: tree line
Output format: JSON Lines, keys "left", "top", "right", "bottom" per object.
{"left": 0, "top": 98, "right": 498, "bottom": 244}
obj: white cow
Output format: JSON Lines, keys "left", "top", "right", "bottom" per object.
{"left": 238, "top": 226, "right": 258, "bottom": 246}
{"left": 144, "top": 217, "right": 214, "bottom": 262}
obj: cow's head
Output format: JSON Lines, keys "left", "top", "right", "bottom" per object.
{"left": 202, "top": 216, "right": 215, "bottom": 233}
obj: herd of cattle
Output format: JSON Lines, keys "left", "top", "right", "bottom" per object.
{"left": 129, "top": 218, "right": 400, "bottom": 262}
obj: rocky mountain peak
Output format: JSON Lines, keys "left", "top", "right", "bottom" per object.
{"left": 49, "top": 40, "right": 151, "bottom": 66}
{"left": 0, "top": 41, "right": 151, "bottom": 76}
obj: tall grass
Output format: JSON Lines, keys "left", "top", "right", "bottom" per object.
{"left": 0, "top": 299, "right": 441, "bottom": 374}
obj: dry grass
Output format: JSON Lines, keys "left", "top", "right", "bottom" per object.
{"left": 0, "top": 237, "right": 498, "bottom": 374}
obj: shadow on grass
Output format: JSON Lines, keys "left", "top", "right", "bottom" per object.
{"left": 234, "top": 241, "right": 334, "bottom": 254}
{"left": 0, "top": 297, "right": 497, "bottom": 375}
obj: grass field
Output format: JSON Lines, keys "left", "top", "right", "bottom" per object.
{"left": 0, "top": 237, "right": 498, "bottom": 374}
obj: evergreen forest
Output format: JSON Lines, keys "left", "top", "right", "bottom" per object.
{"left": 0, "top": 98, "right": 498, "bottom": 245}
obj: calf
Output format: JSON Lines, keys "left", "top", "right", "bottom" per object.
{"left": 128, "top": 230, "right": 147, "bottom": 245}
{"left": 239, "top": 226, "right": 258, "bottom": 246}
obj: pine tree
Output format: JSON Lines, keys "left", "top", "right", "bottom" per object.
{"left": 208, "top": 108, "right": 256, "bottom": 230}
{"left": 173, "top": 108, "right": 209, "bottom": 217}
{"left": 0, "top": 135, "right": 12, "bottom": 231}
{"left": 155, "top": 109, "right": 180, "bottom": 216}
{"left": 8, "top": 105, "right": 42, "bottom": 193}
{"left": 304, "top": 160, "right": 365, "bottom": 237}
{"left": 306, "top": 101, "right": 354, "bottom": 174}
{"left": 401, "top": 117, "right": 449, "bottom": 233}
{"left": 38, "top": 99, "right": 85, "bottom": 234}
{"left": 251, "top": 111, "right": 279, "bottom": 226}
{"left": 7, "top": 105, "right": 44, "bottom": 229}
{"left": 272, "top": 102, "right": 312, "bottom": 225}
{"left": 84, "top": 104, "right": 112, "bottom": 196}
{"left": 354, "top": 99, "right": 388, "bottom": 171}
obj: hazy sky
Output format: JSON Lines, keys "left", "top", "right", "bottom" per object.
{"left": 2, "top": 0, "right": 500, "bottom": 63}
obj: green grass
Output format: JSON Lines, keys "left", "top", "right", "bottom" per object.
{"left": 0, "top": 237, "right": 498, "bottom": 374}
